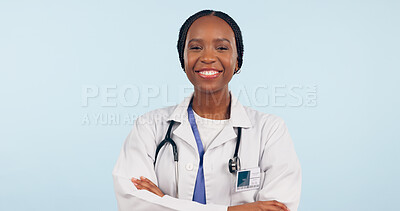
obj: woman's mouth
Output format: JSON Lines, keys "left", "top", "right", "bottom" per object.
{"left": 195, "top": 69, "right": 222, "bottom": 79}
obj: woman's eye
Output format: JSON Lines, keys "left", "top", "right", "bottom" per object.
{"left": 217, "top": 46, "right": 229, "bottom": 50}
{"left": 190, "top": 46, "right": 202, "bottom": 50}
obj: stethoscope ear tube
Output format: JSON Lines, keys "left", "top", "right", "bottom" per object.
{"left": 154, "top": 120, "right": 176, "bottom": 166}
{"left": 154, "top": 120, "right": 179, "bottom": 197}
{"left": 169, "top": 138, "right": 178, "bottom": 162}
{"left": 234, "top": 127, "right": 241, "bottom": 158}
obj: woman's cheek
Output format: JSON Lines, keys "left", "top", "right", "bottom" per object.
{"left": 185, "top": 55, "right": 196, "bottom": 70}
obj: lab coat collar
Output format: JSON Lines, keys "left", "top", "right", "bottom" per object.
{"left": 167, "top": 91, "right": 252, "bottom": 128}
{"left": 166, "top": 91, "right": 252, "bottom": 152}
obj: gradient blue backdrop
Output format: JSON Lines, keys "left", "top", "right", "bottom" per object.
{"left": 1, "top": 0, "right": 399, "bottom": 210}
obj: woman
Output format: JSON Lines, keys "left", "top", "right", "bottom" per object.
{"left": 113, "top": 10, "right": 301, "bottom": 211}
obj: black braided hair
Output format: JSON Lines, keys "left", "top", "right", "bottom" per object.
{"left": 177, "top": 10, "right": 244, "bottom": 74}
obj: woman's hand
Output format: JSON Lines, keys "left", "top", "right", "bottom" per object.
{"left": 131, "top": 176, "right": 165, "bottom": 197}
{"left": 228, "top": 200, "right": 290, "bottom": 211}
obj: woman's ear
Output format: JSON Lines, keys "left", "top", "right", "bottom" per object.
{"left": 234, "top": 61, "right": 240, "bottom": 74}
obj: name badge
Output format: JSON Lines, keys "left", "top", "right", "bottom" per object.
{"left": 235, "top": 167, "right": 261, "bottom": 192}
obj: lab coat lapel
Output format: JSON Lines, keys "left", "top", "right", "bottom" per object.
{"left": 207, "top": 92, "right": 252, "bottom": 151}
{"left": 172, "top": 120, "right": 198, "bottom": 152}
{"left": 207, "top": 122, "right": 237, "bottom": 151}
{"left": 167, "top": 92, "right": 198, "bottom": 151}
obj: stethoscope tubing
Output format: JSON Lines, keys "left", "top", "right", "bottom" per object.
{"left": 154, "top": 120, "right": 241, "bottom": 198}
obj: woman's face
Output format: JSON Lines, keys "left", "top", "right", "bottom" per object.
{"left": 184, "top": 15, "right": 238, "bottom": 94}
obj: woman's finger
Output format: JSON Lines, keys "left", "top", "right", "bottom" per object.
{"left": 139, "top": 177, "right": 163, "bottom": 195}
{"left": 132, "top": 177, "right": 164, "bottom": 197}
{"left": 258, "top": 200, "right": 289, "bottom": 211}
{"left": 131, "top": 178, "right": 151, "bottom": 191}
{"left": 270, "top": 200, "right": 289, "bottom": 211}
{"left": 138, "top": 180, "right": 153, "bottom": 189}
{"left": 141, "top": 176, "right": 157, "bottom": 187}
{"left": 131, "top": 178, "right": 139, "bottom": 186}
{"left": 131, "top": 178, "right": 143, "bottom": 189}
{"left": 132, "top": 180, "right": 156, "bottom": 193}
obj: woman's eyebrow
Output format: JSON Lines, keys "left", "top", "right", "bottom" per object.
{"left": 188, "top": 38, "right": 203, "bottom": 44}
{"left": 214, "top": 38, "right": 231, "bottom": 43}
{"left": 188, "top": 38, "right": 231, "bottom": 44}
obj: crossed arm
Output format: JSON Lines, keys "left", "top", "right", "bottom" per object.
{"left": 131, "top": 176, "right": 291, "bottom": 211}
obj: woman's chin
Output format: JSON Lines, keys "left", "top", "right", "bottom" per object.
{"left": 194, "top": 85, "right": 228, "bottom": 94}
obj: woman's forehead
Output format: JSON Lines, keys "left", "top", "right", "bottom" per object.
{"left": 186, "top": 16, "right": 235, "bottom": 42}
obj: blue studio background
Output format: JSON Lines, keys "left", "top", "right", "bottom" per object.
{"left": 1, "top": 0, "right": 399, "bottom": 210}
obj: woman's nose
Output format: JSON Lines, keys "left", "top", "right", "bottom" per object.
{"left": 200, "top": 49, "right": 216, "bottom": 64}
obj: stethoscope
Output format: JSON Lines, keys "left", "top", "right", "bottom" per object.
{"left": 153, "top": 115, "right": 242, "bottom": 197}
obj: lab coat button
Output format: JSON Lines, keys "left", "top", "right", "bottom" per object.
{"left": 186, "top": 163, "right": 193, "bottom": 171}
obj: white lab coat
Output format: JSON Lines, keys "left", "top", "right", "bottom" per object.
{"left": 112, "top": 91, "right": 302, "bottom": 211}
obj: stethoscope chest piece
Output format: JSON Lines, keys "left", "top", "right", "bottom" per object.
{"left": 229, "top": 156, "right": 241, "bottom": 173}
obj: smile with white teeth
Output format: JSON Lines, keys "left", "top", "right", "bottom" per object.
{"left": 196, "top": 70, "right": 222, "bottom": 79}
{"left": 200, "top": 70, "right": 219, "bottom": 76}
{"left": 195, "top": 69, "right": 222, "bottom": 79}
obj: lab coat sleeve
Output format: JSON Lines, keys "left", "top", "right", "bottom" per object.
{"left": 112, "top": 115, "right": 228, "bottom": 211}
{"left": 256, "top": 117, "right": 302, "bottom": 211}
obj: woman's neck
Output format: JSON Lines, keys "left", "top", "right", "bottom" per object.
{"left": 191, "top": 89, "right": 231, "bottom": 120}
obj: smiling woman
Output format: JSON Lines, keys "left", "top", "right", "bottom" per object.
{"left": 184, "top": 15, "right": 238, "bottom": 105}
{"left": 112, "top": 9, "right": 302, "bottom": 211}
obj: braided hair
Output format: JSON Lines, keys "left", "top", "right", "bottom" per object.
{"left": 177, "top": 10, "right": 244, "bottom": 74}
